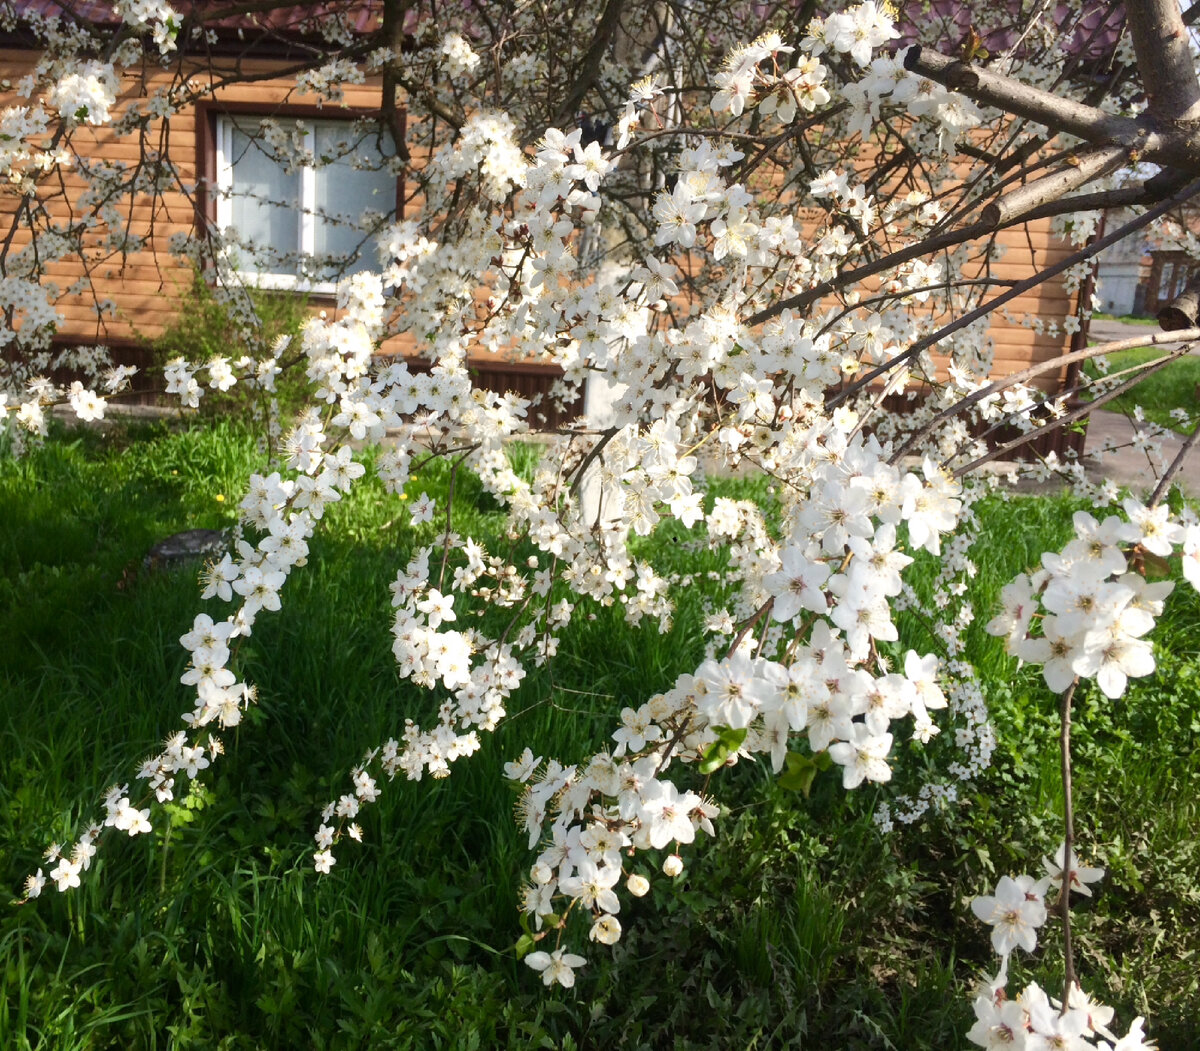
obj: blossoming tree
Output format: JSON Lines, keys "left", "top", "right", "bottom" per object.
{"left": 6, "top": 0, "right": 1200, "bottom": 1044}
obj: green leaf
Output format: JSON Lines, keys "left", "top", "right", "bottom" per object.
{"left": 778, "top": 751, "right": 825, "bottom": 797}
{"left": 698, "top": 726, "right": 748, "bottom": 774}
{"left": 514, "top": 933, "right": 536, "bottom": 960}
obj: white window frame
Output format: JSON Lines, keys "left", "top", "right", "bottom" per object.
{"left": 214, "top": 115, "right": 393, "bottom": 295}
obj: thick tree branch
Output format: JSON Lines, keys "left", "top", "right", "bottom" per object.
{"left": 981, "top": 145, "right": 1129, "bottom": 227}
{"left": 903, "top": 47, "right": 1137, "bottom": 144}
{"left": 1158, "top": 273, "right": 1200, "bottom": 329}
{"left": 381, "top": 0, "right": 412, "bottom": 163}
{"left": 903, "top": 47, "right": 1200, "bottom": 174}
{"left": 1125, "top": 0, "right": 1200, "bottom": 122}
{"left": 550, "top": 0, "right": 625, "bottom": 129}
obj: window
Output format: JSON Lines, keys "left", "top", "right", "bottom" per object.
{"left": 214, "top": 114, "right": 398, "bottom": 292}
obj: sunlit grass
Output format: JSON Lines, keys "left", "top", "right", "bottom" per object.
{"left": 1, "top": 420, "right": 1197, "bottom": 1048}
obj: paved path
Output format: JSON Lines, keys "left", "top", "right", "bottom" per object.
{"left": 1075, "top": 319, "right": 1200, "bottom": 498}
{"left": 1079, "top": 410, "right": 1198, "bottom": 497}
{"left": 1087, "top": 318, "right": 1166, "bottom": 344}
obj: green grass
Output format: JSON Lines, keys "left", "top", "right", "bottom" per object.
{"left": 1084, "top": 344, "right": 1200, "bottom": 434}
{"left": 1091, "top": 313, "right": 1158, "bottom": 325}
{"left": 1, "top": 420, "right": 1198, "bottom": 1048}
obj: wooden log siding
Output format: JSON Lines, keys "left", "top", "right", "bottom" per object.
{"left": 0, "top": 49, "right": 1079, "bottom": 433}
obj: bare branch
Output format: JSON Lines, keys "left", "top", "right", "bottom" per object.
{"left": 981, "top": 145, "right": 1129, "bottom": 227}
{"left": 1149, "top": 421, "right": 1200, "bottom": 507}
{"left": 903, "top": 47, "right": 1137, "bottom": 144}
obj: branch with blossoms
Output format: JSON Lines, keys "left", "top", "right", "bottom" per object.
{"left": 963, "top": 496, "right": 1200, "bottom": 1049}
{"left": 965, "top": 840, "right": 1159, "bottom": 1050}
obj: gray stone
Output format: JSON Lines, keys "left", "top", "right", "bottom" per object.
{"left": 143, "top": 529, "right": 230, "bottom": 572}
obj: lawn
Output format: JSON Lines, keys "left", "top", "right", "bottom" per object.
{"left": 1, "top": 419, "right": 1198, "bottom": 1049}
{"left": 1090, "top": 313, "right": 1158, "bottom": 325}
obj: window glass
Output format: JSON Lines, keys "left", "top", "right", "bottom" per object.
{"left": 228, "top": 121, "right": 301, "bottom": 275}
{"left": 220, "top": 116, "right": 396, "bottom": 286}
{"left": 312, "top": 123, "right": 395, "bottom": 280}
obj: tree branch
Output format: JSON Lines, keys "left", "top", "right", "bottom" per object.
{"left": 890, "top": 328, "right": 1200, "bottom": 462}
{"left": 1157, "top": 272, "right": 1200, "bottom": 329}
{"left": 981, "top": 145, "right": 1129, "bottom": 228}
{"left": 826, "top": 177, "right": 1200, "bottom": 411}
{"left": 550, "top": 0, "right": 625, "bottom": 129}
{"left": 1124, "top": 0, "right": 1200, "bottom": 122}
{"left": 903, "top": 47, "right": 1137, "bottom": 144}
{"left": 903, "top": 46, "right": 1200, "bottom": 174}
{"left": 1149, "top": 420, "right": 1200, "bottom": 507}
{"left": 949, "top": 347, "right": 1190, "bottom": 476}
{"left": 746, "top": 175, "right": 1196, "bottom": 330}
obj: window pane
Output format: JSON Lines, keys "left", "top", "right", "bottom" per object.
{"left": 229, "top": 121, "right": 301, "bottom": 276}
{"left": 312, "top": 123, "right": 395, "bottom": 280}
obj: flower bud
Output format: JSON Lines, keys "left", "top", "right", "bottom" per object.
{"left": 662, "top": 854, "right": 683, "bottom": 877}
{"left": 626, "top": 873, "right": 650, "bottom": 897}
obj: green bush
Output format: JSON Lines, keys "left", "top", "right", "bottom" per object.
{"left": 148, "top": 270, "right": 313, "bottom": 423}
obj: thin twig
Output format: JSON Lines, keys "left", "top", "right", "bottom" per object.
{"left": 724, "top": 599, "right": 773, "bottom": 659}
{"left": 891, "top": 329, "right": 1200, "bottom": 463}
{"left": 1149, "top": 420, "right": 1200, "bottom": 508}
{"left": 1059, "top": 676, "right": 1079, "bottom": 1013}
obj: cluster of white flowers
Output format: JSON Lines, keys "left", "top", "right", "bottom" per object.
{"left": 440, "top": 33, "right": 481, "bottom": 79}
{"left": 46, "top": 60, "right": 119, "bottom": 125}
{"left": 986, "top": 503, "right": 1183, "bottom": 699}
{"left": 503, "top": 434, "right": 973, "bottom": 980}
{"left": 967, "top": 846, "right": 1156, "bottom": 1049}
{"left": 0, "top": 104, "right": 65, "bottom": 189}
{"left": 114, "top": 0, "right": 180, "bottom": 54}
{"left": 295, "top": 58, "right": 366, "bottom": 102}
{"left": 802, "top": 2, "right": 900, "bottom": 67}
{"left": 433, "top": 112, "right": 527, "bottom": 202}
{"left": 712, "top": 32, "right": 799, "bottom": 117}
